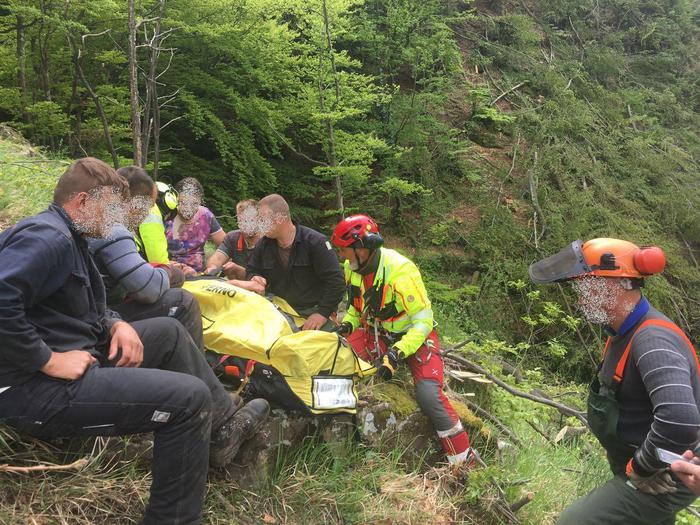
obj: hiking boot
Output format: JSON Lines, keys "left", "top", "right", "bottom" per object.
{"left": 209, "top": 398, "right": 270, "bottom": 468}
{"left": 229, "top": 392, "right": 244, "bottom": 413}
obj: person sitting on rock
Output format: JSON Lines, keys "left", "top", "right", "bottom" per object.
{"left": 246, "top": 194, "right": 345, "bottom": 331}
{"left": 0, "top": 157, "right": 270, "bottom": 525}
{"left": 89, "top": 166, "right": 206, "bottom": 351}
{"left": 165, "top": 177, "right": 225, "bottom": 274}
{"left": 331, "top": 214, "right": 474, "bottom": 465}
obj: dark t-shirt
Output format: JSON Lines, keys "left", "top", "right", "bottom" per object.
{"left": 277, "top": 244, "right": 292, "bottom": 269}
{"left": 218, "top": 230, "right": 254, "bottom": 267}
{"left": 246, "top": 224, "right": 344, "bottom": 317}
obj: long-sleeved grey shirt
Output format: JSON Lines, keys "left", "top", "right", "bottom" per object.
{"left": 88, "top": 224, "right": 169, "bottom": 306}
{"left": 600, "top": 298, "right": 700, "bottom": 474}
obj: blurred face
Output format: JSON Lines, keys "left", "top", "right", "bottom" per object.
{"left": 256, "top": 204, "right": 278, "bottom": 238}
{"left": 237, "top": 205, "right": 258, "bottom": 237}
{"left": 177, "top": 180, "right": 202, "bottom": 221}
{"left": 338, "top": 245, "right": 370, "bottom": 271}
{"left": 571, "top": 276, "right": 620, "bottom": 325}
{"left": 72, "top": 186, "right": 126, "bottom": 238}
{"left": 178, "top": 194, "right": 200, "bottom": 221}
{"left": 126, "top": 185, "right": 156, "bottom": 229}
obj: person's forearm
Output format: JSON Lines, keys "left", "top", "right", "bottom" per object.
{"left": 633, "top": 334, "right": 700, "bottom": 473}
{"left": 206, "top": 250, "right": 229, "bottom": 272}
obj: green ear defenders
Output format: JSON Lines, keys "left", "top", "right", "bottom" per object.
{"left": 156, "top": 181, "right": 178, "bottom": 211}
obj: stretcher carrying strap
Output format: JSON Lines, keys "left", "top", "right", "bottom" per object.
{"left": 604, "top": 319, "right": 700, "bottom": 386}
{"left": 235, "top": 359, "right": 257, "bottom": 395}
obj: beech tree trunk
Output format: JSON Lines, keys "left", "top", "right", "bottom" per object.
{"left": 128, "top": 0, "right": 143, "bottom": 165}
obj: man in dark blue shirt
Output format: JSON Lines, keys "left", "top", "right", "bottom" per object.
{"left": 0, "top": 158, "right": 268, "bottom": 525}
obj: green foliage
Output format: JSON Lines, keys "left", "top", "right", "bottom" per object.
{"left": 2, "top": 0, "right": 700, "bottom": 521}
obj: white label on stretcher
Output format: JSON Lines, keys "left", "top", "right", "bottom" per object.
{"left": 312, "top": 377, "right": 356, "bottom": 410}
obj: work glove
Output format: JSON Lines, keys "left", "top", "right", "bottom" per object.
{"left": 626, "top": 459, "right": 677, "bottom": 495}
{"left": 333, "top": 322, "right": 353, "bottom": 337}
{"left": 376, "top": 348, "right": 400, "bottom": 380}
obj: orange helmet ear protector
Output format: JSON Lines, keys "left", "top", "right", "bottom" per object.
{"left": 633, "top": 246, "right": 666, "bottom": 275}
{"left": 529, "top": 238, "right": 666, "bottom": 284}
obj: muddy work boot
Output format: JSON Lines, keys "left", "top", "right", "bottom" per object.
{"left": 209, "top": 398, "right": 270, "bottom": 468}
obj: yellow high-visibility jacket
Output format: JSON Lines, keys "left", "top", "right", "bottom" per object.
{"left": 135, "top": 204, "right": 169, "bottom": 263}
{"left": 342, "top": 247, "right": 433, "bottom": 357}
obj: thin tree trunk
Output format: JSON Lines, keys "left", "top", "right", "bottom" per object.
{"left": 38, "top": 1, "right": 56, "bottom": 150}
{"left": 37, "top": 2, "right": 51, "bottom": 103}
{"left": 320, "top": 0, "right": 343, "bottom": 216}
{"left": 70, "top": 37, "right": 119, "bottom": 168}
{"left": 67, "top": 47, "right": 81, "bottom": 156}
{"left": 128, "top": 0, "right": 143, "bottom": 165}
{"left": 16, "top": 15, "right": 28, "bottom": 122}
{"left": 143, "top": 0, "right": 167, "bottom": 176}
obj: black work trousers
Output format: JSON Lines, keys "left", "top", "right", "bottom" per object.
{"left": 113, "top": 288, "right": 205, "bottom": 352}
{"left": 0, "top": 317, "right": 235, "bottom": 525}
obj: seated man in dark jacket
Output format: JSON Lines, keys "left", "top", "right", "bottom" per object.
{"left": 246, "top": 194, "right": 345, "bottom": 331}
{"left": 0, "top": 158, "right": 269, "bottom": 525}
{"left": 89, "top": 166, "right": 204, "bottom": 350}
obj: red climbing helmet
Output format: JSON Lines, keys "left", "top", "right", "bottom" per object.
{"left": 331, "top": 214, "right": 383, "bottom": 249}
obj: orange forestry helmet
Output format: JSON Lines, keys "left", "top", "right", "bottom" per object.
{"left": 529, "top": 238, "right": 666, "bottom": 284}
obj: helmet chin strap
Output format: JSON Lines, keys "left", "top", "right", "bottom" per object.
{"left": 353, "top": 245, "right": 378, "bottom": 274}
{"left": 352, "top": 247, "right": 367, "bottom": 270}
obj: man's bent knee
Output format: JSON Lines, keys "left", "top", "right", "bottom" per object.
{"left": 414, "top": 379, "right": 456, "bottom": 431}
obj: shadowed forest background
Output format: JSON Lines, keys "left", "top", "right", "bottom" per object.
{"left": 1, "top": 0, "right": 700, "bottom": 523}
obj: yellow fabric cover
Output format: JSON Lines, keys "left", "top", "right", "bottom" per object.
{"left": 183, "top": 278, "right": 374, "bottom": 414}
{"left": 183, "top": 279, "right": 292, "bottom": 363}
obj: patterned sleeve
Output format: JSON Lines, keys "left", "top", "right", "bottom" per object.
{"left": 207, "top": 208, "right": 222, "bottom": 234}
{"left": 631, "top": 326, "right": 700, "bottom": 474}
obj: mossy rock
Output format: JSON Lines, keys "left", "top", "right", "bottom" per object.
{"left": 356, "top": 376, "right": 496, "bottom": 465}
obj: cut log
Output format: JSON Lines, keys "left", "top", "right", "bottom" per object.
{"left": 554, "top": 425, "right": 587, "bottom": 444}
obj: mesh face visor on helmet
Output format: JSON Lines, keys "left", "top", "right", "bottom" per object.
{"left": 528, "top": 240, "right": 592, "bottom": 284}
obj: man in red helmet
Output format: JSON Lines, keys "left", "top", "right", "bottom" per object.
{"left": 529, "top": 238, "right": 699, "bottom": 524}
{"left": 331, "top": 215, "right": 474, "bottom": 465}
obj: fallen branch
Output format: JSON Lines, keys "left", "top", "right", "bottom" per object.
{"left": 463, "top": 398, "right": 522, "bottom": 446}
{"left": 492, "top": 136, "right": 521, "bottom": 228}
{"left": 0, "top": 457, "right": 88, "bottom": 474}
{"left": 627, "top": 104, "right": 639, "bottom": 132}
{"left": 441, "top": 339, "right": 471, "bottom": 357}
{"left": 526, "top": 420, "right": 553, "bottom": 444}
{"left": 554, "top": 425, "right": 587, "bottom": 443}
{"left": 527, "top": 152, "right": 545, "bottom": 247}
{"left": 214, "top": 492, "right": 257, "bottom": 525}
{"left": 681, "top": 235, "right": 699, "bottom": 270}
{"left": 443, "top": 353, "right": 588, "bottom": 427}
{"left": 491, "top": 81, "right": 528, "bottom": 106}
{"left": 568, "top": 16, "right": 585, "bottom": 59}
